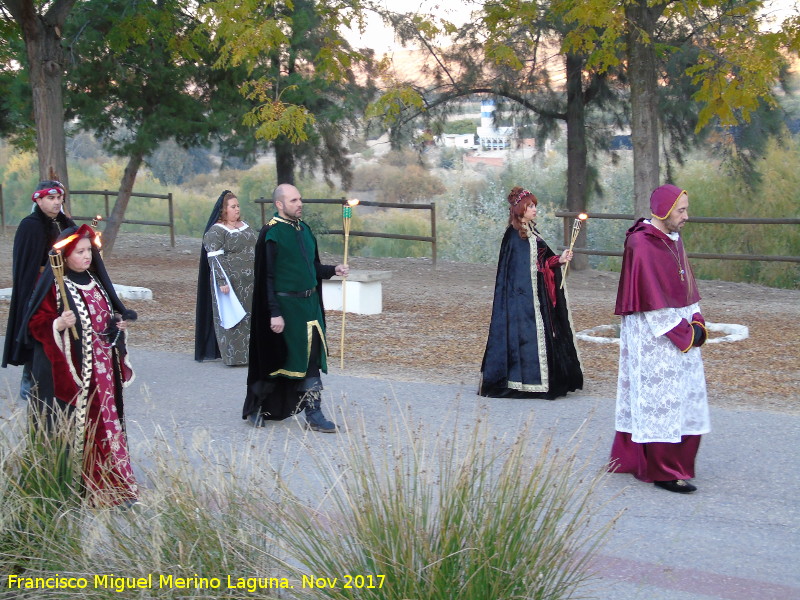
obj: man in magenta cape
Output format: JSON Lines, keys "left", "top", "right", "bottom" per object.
{"left": 610, "top": 184, "right": 711, "bottom": 494}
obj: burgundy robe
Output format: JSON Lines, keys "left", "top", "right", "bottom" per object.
{"left": 615, "top": 218, "right": 700, "bottom": 315}
{"left": 610, "top": 219, "right": 708, "bottom": 483}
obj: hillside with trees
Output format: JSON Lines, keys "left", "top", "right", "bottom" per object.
{"left": 0, "top": 0, "right": 798, "bottom": 287}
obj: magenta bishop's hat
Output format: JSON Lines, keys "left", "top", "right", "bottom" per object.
{"left": 650, "top": 184, "right": 686, "bottom": 220}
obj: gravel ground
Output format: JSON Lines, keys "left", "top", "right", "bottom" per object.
{"left": 1, "top": 230, "right": 798, "bottom": 414}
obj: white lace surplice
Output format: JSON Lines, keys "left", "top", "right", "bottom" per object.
{"left": 615, "top": 302, "right": 710, "bottom": 443}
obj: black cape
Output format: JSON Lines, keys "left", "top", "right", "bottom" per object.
{"left": 194, "top": 189, "right": 231, "bottom": 362}
{"left": 242, "top": 218, "right": 332, "bottom": 421}
{"left": 2, "top": 206, "right": 75, "bottom": 367}
{"left": 479, "top": 226, "right": 583, "bottom": 400}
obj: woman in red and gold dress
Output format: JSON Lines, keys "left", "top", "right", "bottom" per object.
{"left": 22, "top": 224, "right": 139, "bottom": 507}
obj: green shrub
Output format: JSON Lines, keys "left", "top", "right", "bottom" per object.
{"left": 351, "top": 163, "right": 385, "bottom": 191}
{"left": 0, "top": 145, "right": 40, "bottom": 225}
{"left": 378, "top": 165, "right": 445, "bottom": 203}
{"left": 351, "top": 163, "right": 445, "bottom": 204}
{"left": 438, "top": 147, "right": 467, "bottom": 170}
{"left": 3, "top": 132, "right": 795, "bottom": 287}
{"left": 438, "top": 154, "right": 567, "bottom": 264}
{"left": 677, "top": 138, "right": 800, "bottom": 289}
{"left": 0, "top": 408, "right": 285, "bottom": 599}
{"left": 442, "top": 118, "right": 479, "bottom": 134}
{"left": 434, "top": 142, "right": 798, "bottom": 289}
{"left": 0, "top": 411, "right": 83, "bottom": 578}
{"left": 378, "top": 149, "right": 424, "bottom": 168}
{"left": 356, "top": 210, "right": 432, "bottom": 258}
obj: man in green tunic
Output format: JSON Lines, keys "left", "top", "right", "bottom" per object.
{"left": 243, "top": 184, "right": 349, "bottom": 432}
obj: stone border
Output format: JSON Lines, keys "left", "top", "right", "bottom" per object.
{"left": 1, "top": 284, "right": 153, "bottom": 301}
{"left": 576, "top": 322, "right": 749, "bottom": 344}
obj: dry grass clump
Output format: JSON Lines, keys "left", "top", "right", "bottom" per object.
{"left": 0, "top": 400, "right": 617, "bottom": 600}
{"left": 261, "top": 407, "right": 619, "bottom": 600}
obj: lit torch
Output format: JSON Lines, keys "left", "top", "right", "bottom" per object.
{"left": 340, "top": 198, "right": 359, "bottom": 369}
{"left": 50, "top": 237, "right": 79, "bottom": 340}
{"left": 91, "top": 215, "right": 103, "bottom": 257}
{"left": 560, "top": 213, "right": 588, "bottom": 288}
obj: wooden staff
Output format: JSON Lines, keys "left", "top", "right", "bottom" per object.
{"left": 339, "top": 198, "right": 359, "bottom": 369}
{"left": 560, "top": 213, "right": 588, "bottom": 289}
{"left": 49, "top": 250, "right": 78, "bottom": 340}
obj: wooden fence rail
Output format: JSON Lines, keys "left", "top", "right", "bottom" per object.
{"left": 254, "top": 197, "right": 438, "bottom": 265}
{"left": 1, "top": 185, "right": 174, "bottom": 246}
{"left": 69, "top": 189, "right": 175, "bottom": 247}
{"left": 556, "top": 211, "right": 800, "bottom": 263}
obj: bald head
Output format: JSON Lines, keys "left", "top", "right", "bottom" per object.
{"left": 273, "top": 183, "right": 303, "bottom": 220}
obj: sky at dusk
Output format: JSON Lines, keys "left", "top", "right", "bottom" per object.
{"left": 345, "top": 0, "right": 798, "bottom": 53}
{"left": 345, "top": 0, "right": 478, "bottom": 53}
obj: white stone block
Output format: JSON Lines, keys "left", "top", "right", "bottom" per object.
{"left": 322, "top": 270, "right": 391, "bottom": 315}
{"left": 114, "top": 284, "right": 153, "bottom": 301}
{"left": 1, "top": 284, "right": 152, "bottom": 301}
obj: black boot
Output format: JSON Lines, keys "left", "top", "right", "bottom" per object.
{"left": 302, "top": 391, "right": 337, "bottom": 433}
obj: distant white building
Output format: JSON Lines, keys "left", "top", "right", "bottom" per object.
{"left": 440, "top": 133, "right": 478, "bottom": 149}
{"left": 476, "top": 100, "right": 514, "bottom": 150}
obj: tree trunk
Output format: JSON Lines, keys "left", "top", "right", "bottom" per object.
{"left": 275, "top": 137, "right": 295, "bottom": 185}
{"left": 564, "top": 52, "right": 589, "bottom": 270}
{"left": 9, "top": 0, "right": 76, "bottom": 210}
{"left": 625, "top": 1, "right": 662, "bottom": 218}
{"left": 102, "top": 152, "right": 144, "bottom": 255}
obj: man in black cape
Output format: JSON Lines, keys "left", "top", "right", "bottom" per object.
{"left": 2, "top": 181, "right": 75, "bottom": 400}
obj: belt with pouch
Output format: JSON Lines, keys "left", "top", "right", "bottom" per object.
{"left": 276, "top": 286, "right": 317, "bottom": 298}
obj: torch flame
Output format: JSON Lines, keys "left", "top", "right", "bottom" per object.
{"left": 578, "top": 213, "right": 589, "bottom": 220}
{"left": 53, "top": 234, "right": 78, "bottom": 251}
{"left": 346, "top": 198, "right": 360, "bottom": 207}
{"left": 91, "top": 215, "right": 103, "bottom": 248}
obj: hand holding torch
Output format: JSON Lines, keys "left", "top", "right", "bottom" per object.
{"left": 560, "top": 213, "right": 588, "bottom": 288}
{"left": 48, "top": 247, "right": 79, "bottom": 340}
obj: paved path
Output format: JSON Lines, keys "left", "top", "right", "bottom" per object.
{"left": 1, "top": 343, "right": 798, "bottom": 600}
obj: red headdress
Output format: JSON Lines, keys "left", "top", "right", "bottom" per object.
{"left": 508, "top": 187, "right": 536, "bottom": 207}
{"left": 31, "top": 180, "right": 66, "bottom": 202}
{"left": 53, "top": 224, "right": 100, "bottom": 257}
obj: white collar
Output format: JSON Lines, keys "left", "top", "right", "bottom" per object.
{"left": 644, "top": 219, "right": 680, "bottom": 241}
{"left": 214, "top": 222, "right": 249, "bottom": 232}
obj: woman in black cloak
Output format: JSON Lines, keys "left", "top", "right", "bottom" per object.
{"left": 478, "top": 187, "right": 583, "bottom": 399}
{"left": 194, "top": 190, "right": 257, "bottom": 364}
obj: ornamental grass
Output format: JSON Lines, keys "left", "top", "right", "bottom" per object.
{"left": 265, "top": 406, "right": 617, "bottom": 600}
{"left": 0, "top": 395, "right": 616, "bottom": 599}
